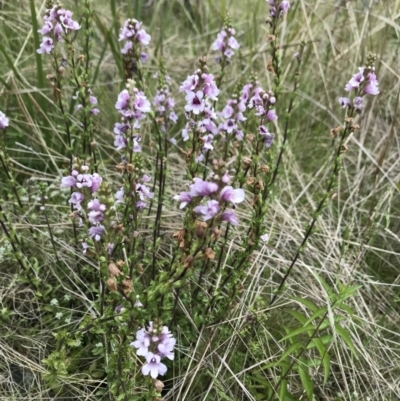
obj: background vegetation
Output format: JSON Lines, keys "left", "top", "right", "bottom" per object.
{"left": 0, "top": 0, "right": 399, "bottom": 400}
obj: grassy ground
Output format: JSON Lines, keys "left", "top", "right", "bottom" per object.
{"left": 1, "top": 0, "right": 400, "bottom": 400}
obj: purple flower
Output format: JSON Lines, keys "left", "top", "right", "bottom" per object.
{"left": 0, "top": 111, "right": 9, "bottom": 130}
{"left": 68, "top": 192, "right": 84, "bottom": 210}
{"left": 114, "top": 134, "right": 126, "bottom": 150}
{"left": 338, "top": 97, "right": 351, "bottom": 108}
{"left": 61, "top": 175, "right": 77, "bottom": 188}
{"left": 221, "top": 209, "right": 239, "bottom": 225}
{"left": 38, "top": 20, "right": 53, "bottom": 35}
{"left": 87, "top": 199, "right": 106, "bottom": 224}
{"left": 202, "top": 73, "right": 220, "bottom": 100}
{"left": 260, "top": 233, "right": 269, "bottom": 242}
{"left": 89, "top": 225, "right": 105, "bottom": 241}
{"left": 115, "top": 89, "right": 130, "bottom": 111}
{"left": 219, "top": 186, "right": 245, "bottom": 204}
{"left": 90, "top": 173, "right": 103, "bottom": 193}
{"left": 364, "top": 72, "right": 379, "bottom": 95}
{"left": 212, "top": 30, "right": 227, "bottom": 51}
{"left": 227, "top": 36, "right": 240, "bottom": 49}
{"left": 121, "top": 41, "right": 133, "bottom": 54}
{"left": 266, "top": 109, "right": 278, "bottom": 121}
{"left": 131, "top": 328, "right": 151, "bottom": 356}
{"left": 37, "top": 37, "right": 54, "bottom": 54}
{"left": 259, "top": 126, "right": 275, "bottom": 148}
{"left": 141, "top": 352, "right": 167, "bottom": 379}
{"left": 353, "top": 96, "right": 364, "bottom": 113}
{"left": 115, "top": 188, "right": 124, "bottom": 204}
{"left": 345, "top": 67, "right": 365, "bottom": 91}
{"left": 180, "top": 74, "right": 199, "bottom": 92}
{"left": 189, "top": 178, "right": 218, "bottom": 197}
{"left": 185, "top": 91, "right": 205, "bottom": 114}
{"left": 140, "top": 52, "right": 149, "bottom": 63}
{"left": 194, "top": 200, "right": 220, "bottom": 221}
{"left": 136, "top": 29, "right": 151, "bottom": 45}
{"left": 173, "top": 192, "right": 192, "bottom": 209}
{"left": 222, "top": 172, "right": 232, "bottom": 184}
{"left": 157, "top": 336, "right": 176, "bottom": 360}
{"left": 279, "top": 0, "right": 291, "bottom": 15}
{"left": 133, "top": 90, "right": 151, "bottom": 113}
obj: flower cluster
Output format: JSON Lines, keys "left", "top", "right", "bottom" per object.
{"left": 119, "top": 18, "right": 151, "bottom": 62}
{"left": 153, "top": 74, "right": 178, "bottom": 132}
{"left": 212, "top": 26, "right": 240, "bottom": 61}
{"left": 180, "top": 66, "right": 220, "bottom": 161}
{"left": 0, "top": 111, "right": 9, "bottom": 130}
{"left": 130, "top": 322, "right": 176, "bottom": 379}
{"left": 218, "top": 95, "right": 246, "bottom": 140}
{"left": 114, "top": 80, "right": 151, "bottom": 152}
{"left": 37, "top": 5, "right": 80, "bottom": 54}
{"left": 114, "top": 175, "right": 154, "bottom": 209}
{"left": 174, "top": 176, "right": 245, "bottom": 225}
{"left": 268, "top": 0, "right": 291, "bottom": 17}
{"left": 338, "top": 66, "right": 379, "bottom": 113}
{"left": 60, "top": 166, "right": 106, "bottom": 242}
{"left": 244, "top": 84, "right": 277, "bottom": 148}
{"left": 73, "top": 89, "right": 100, "bottom": 115}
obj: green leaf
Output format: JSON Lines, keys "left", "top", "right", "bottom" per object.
{"left": 293, "top": 297, "right": 318, "bottom": 312}
{"left": 287, "top": 310, "right": 308, "bottom": 325}
{"left": 311, "top": 338, "right": 331, "bottom": 385}
{"left": 335, "top": 323, "right": 358, "bottom": 358}
{"left": 277, "top": 342, "right": 303, "bottom": 365}
{"left": 298, "top": 359, "right": 314, "bottom": 400}
{"left": 304, "top": 307, "right": 327, "bottom": 326}
{"left": 280, "top": 325, "right": 315, "bottom": 342}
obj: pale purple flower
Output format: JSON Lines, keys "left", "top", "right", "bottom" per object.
{"left": 259, "top": 125, "right": 275, "bottom": 148}
{"left": 61, "top": 175, "right": 77, "bottom": 188}
{"left": 169, "top": 111, "right": 178, "bottom": 122}
{"left": 136, "top": 29, "right": 151, "bottom": 45}
{"left": 212, "top": 30, "right": 227, "bottom": 51}
{"left": 279, "top": 1, "right": 291, "bottom": 15}
{"left": 185, "top": 91, "right": 205, "bottom": 114}
{"left": 90, "top": 173, "right": 103, "bottom": 192}
{"left": 222, "top": 172, "right": 232, "bottom": 184}
{"left": 158, "top": 337, "right": 176, "bottom": 360}
{"left": 140, "top": 52, "right": 149, "bottom": 63}
{"left": 37, "top": 37, "right": 54, "bottom": 54}
{"left": 202, "top": 73, "right": 220, "bottom": 100}
{"left": 89, "top": 225, "right": 105, "bottom": 242}
{"left": 133, "top": 90, "right": 151, "bottom": 113}
{"left": 141, "top": 352, "right": 167, "bottom": 379}
{"left": 182, "top": 128, "right": 190, "bottom": 141}
{"left": 353, "top": 96, "right": 364, "bottom": 113}
{"left": 227, "top": 36, "right": 240, "bottom": 49}
{"left": 221, "top": 209, "right": 239, "bottom": 225}
{"left": 364, "top": 72, "right": 379, "bottom": 95}
{"left": 173, "top": 192, "right": 192, "bottom": 209}
{"left": 219, "top": 186, "right": 245, "bottom": 204}
{"left": 114, "top": 134, "right": 126, "bottom": 150}
{"left": 194, "top": 200, "right": 220, "bottom": 220}
{"left": 345, "top": 67, "right": 365, "bottom": 91}
{"left": 90, "top": 108, "right": 100, "bottom": 115}
{"left": 0, "top": 111, "right": 9, "bottom": 130}
{"left": 131, "top": 328, "right": 151, "bottom": 356}
{"left": 266, "top": 109, "right": 278, "bottom": 121}
{"left": 115, "top": 89, "right": 130, "bottom": 111}
{"left": 38, "top": 20, "right": 53, "bottom": 35}
{"left": 338, "top": 97, "right": 351, "bottom": 108}
{"left": 260, "top": 233, "right": 269, "bottom": 242}
{"left": 115, "top": 188, "right": 124, "bottom": 204}
{"left": 189, "top": 178, "right": 218, "bottom": 197}
{"left": 68, "top": 192, "right": 84, "bottom": 210}
{"left": 180, "top": 74, "right": 199, "bottom": 92}
{"left": 121, "top": 41, "right": 133, "bottom": 54}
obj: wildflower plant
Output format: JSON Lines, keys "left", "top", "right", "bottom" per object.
{"left": 0, "top": 0, "right": 394, "bottom": 400}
